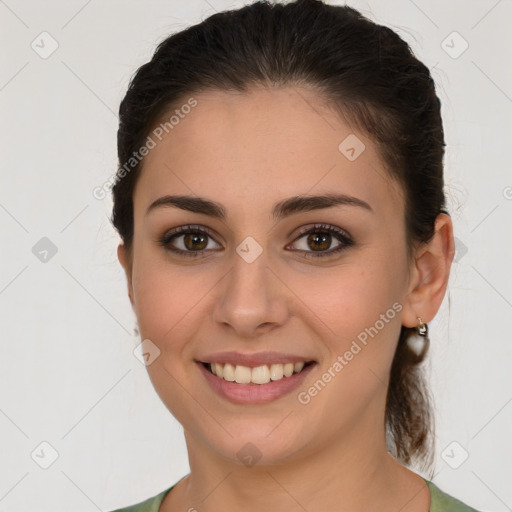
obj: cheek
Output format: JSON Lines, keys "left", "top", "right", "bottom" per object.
{"left": 297, "top": 252, "right": 406, "bottom": 388}
{"left": 299, "top": 259, "right": 404, "bottom": 341}
{"left": 131, "top": 255, "right": 208, "bottom": 354}
{"left": 130, "top": 258, "right": 209, "bottom": 419}
{"left": 292, "top": 270, "right": 403, "bottom": 431}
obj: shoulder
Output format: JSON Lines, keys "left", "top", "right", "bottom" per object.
{"left": 426, "top": 480, "right": 481, "bottom": 512}
{"left": 107, "top": 485, "right": 175, "bottom": 512}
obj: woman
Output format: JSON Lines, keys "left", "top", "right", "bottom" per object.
{"left": 109, "top": 0, "right": 480, "bottom": 510}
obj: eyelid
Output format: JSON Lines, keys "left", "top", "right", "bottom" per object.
{"left": 160, "top": 224, "right": 220, "bottom": 243}
{"left": 292, "top": 223, "right": 352, "bottom": 241}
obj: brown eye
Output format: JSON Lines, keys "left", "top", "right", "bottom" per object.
{"left": 182, "top": 233, "right": 208, "bottom": 251}
{"left": 305, "top": 232, "right": 332, "bottom": 251}
{"left": 288, "top": 223, "right": 354, "bottom": 258}
{"left": 159, "top": 225, "right": 221, "bottom": 258}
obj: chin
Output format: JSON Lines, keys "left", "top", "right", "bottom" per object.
{"left": 197, "top": 425, "right": 313, "bottom": 468}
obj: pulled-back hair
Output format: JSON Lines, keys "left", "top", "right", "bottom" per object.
{"left": 112, "top": 0, "right": 446, "bottom": 474}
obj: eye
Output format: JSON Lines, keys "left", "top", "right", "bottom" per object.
{"left": 158, "top": 223, "right": 353, "bottom": 259}
{"left": 287, "top": 223, "right": 354, "bottom": 258}
{"left": 158, "top": 225, "right": 221, "bottom": 258}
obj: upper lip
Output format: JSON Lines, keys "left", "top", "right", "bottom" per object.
{"left": 197, "top": 351, "right": 316, "bottom": 367}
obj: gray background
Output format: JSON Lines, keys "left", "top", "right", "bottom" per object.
{"left": 1, "top": 0, "right": 511, "bottom": 511}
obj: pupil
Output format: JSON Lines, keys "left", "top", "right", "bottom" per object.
{"left": 186, "top": 233, "right": 207, "bottom": 250}
{"left": 309, "top": 233, "right": 329, "bottom": 251}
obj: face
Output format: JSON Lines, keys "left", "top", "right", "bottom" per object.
{"left": 120, "top": 86, "right": 414, "bottom": 466}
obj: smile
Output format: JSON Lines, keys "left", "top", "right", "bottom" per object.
{"left": 203, "top": 361, "right": 314, "bottom": 384}
{"left": 197, "top": 359, "right": 317, "bottom": 404}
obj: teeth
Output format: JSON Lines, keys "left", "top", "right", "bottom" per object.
{"left": 283, "top": 363, "right": 294, "bottom": 377}
{"left": 234, "top": 365, "right": 251, "bottom": 384}
{"left": 270, "top": 363, "right": 283, "bottom": 381}
{"left": 222, "top": 363, "right": 235, "bottom": 381}
{"left": 208, "top": 361, "right": 309, "bottom": 384}
{"left": 251, "top": 365, "right": 271, "bottom": 384}
{"left": 294, "top": 362, "right": 305, "bottom": 373}
{"left": 214, "top": 363, "right": 224, "bottom": 378}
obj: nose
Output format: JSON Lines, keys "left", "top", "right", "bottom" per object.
{"left": 212, "top": 248, "right": 290, "bottom": 339}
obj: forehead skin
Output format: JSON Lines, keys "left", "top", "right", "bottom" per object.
{"left": 133, "top": 86, "right": 404, "bottom": 248}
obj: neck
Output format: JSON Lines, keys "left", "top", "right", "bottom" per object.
{"left": 163, "top": 413, "right": 429, "bottom": 512}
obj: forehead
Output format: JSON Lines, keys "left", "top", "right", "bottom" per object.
{"left": 134, "top": 86, "right": 403, "bottom": 219}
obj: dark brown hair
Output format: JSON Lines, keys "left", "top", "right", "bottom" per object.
{"left": 112, "top": 0, "right": 445, "bottom": 475}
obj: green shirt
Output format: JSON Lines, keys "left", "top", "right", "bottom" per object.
{"left": 109, "top": 478, "right": 480, "bottom": 512}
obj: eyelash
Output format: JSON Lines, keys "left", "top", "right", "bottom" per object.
{"left": 158, "top": 223, "right": 354, "bottom": 259}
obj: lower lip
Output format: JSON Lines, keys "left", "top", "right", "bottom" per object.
{"left": 197, "top": 362, "right": 316, "bottom": 404}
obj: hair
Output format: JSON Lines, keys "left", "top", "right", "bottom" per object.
{"left": 112, "top": 0, "right": 446, "bottom": 475}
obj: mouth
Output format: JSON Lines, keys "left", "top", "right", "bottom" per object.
{"left": 197, "top": 358, "right": 317, "bottom": 404}
{"left": 200, "top": 360, "right": 316, "bottom": 385}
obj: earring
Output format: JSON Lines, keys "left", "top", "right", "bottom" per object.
{"left": 406, "top": 317, "right": 429, "bottom": 357}
{"left": 133, "top": 322, "right": 140, "bottom": 337}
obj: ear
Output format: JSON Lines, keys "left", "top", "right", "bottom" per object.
{"left": 117, "top": 243, "right": 134, "bottom": 309}
{"left": 401, "top": 213, "right": 455, "bottom": 328}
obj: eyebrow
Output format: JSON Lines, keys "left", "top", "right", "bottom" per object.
{"left": 145, "top": 193, "right": 373, "bottom": 221}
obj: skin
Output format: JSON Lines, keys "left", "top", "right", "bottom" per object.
{"left": 117, "top": 86, "right": 455, "bottom": 512}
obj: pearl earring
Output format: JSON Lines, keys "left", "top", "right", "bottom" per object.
{"left": 406, "top": 317, "right": 429, "bottom": 357}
